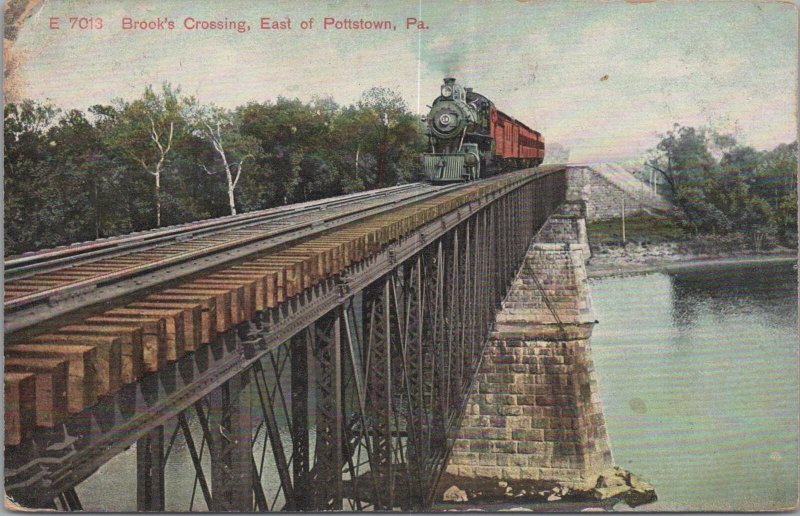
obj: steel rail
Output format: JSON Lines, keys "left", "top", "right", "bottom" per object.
{"left": 4, "top": 183, "right": 425, "bottom": 279}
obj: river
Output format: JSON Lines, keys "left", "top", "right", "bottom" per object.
{"left": 589, "top": 260, "right": 799, "bottom": 511}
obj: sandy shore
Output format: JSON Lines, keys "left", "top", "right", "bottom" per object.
{"left": 586, "top": 243, "right": 797, "bottom": 278}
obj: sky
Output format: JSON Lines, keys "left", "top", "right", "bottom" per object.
{"left": 9, "top": 0, "right": 799, "bottom": 162}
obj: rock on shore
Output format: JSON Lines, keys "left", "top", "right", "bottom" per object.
{"left": 439, "top": 466, "right": 656, "bottom": 509}
{"left": 581, "top": 466, "right": 657, "bottom": 507}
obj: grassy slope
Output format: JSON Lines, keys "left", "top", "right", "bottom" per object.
{"left": 586, "top": 214, "right": 685, "bottom": 245}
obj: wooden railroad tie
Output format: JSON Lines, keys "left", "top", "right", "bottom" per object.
{"left": 5, "top": 343, "right": 98, "bottom": 413}
{"left": 25, "top": 334, "right": 123, "bottom": 396}
{"left": 4, "top": 357, "right": 69, "bottom": 428}
{"left": 4, "top": 372, "right": 36, "bottom": 446}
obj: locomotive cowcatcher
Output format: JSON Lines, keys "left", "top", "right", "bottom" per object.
{"left": 423, "top": 77, "right": 545, "bottom": 182}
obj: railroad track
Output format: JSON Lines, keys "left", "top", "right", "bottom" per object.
{"left": 5, "top": 183, "right": 430, "bottom": 311}
{"left": 4, "top": 183, "right": 456, "bottom": 332}
{"left": 3, "top": 166, "right": 562, "bottom": 447}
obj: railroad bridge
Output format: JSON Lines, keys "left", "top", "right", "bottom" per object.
{"left": 4, "top": 165, "right": 611, "bottom": 511}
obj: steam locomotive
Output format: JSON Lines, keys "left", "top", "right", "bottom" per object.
{"left": 423, "top": 77, "right": 544, "bottom": 182}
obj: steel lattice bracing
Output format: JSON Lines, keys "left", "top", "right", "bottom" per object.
{"left": 4, "top": 168, "right": 567, "bottom": 512}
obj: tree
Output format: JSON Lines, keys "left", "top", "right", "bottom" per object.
{"left": 354, "top": 87, "right": 423, "bottom": 187}
{"left": 4, "top": 100, "right": 60, "bottom": 169}
{"left": 104, "top": 83, "right": 192, "bottom": 227}
{"left": 645, "top": 125, "right": 791, "bottom": 248}
{"left": 4, "top": 100, "right": 61, "bottom": 253}
{"left": 719, "top": 145, "right": 761, "bottom": 181}
{"left": 238, "top": 97, "right": 335, "bottom": 205}
{"left": 646, "top": 124, "right": 715, "bottom": 197}
{"left": 50, "top": 109, "right": 126, "bottom": 240}
{"left": 677, "top": 187, "right": 732, "bottom": 234}
{"left": 4, "top": 101, "right": 135, "bottom": 253}
{"left": 754, "top": 141, "right": 797, "bottom": 207}
{"left": 190, "top": 106, "right": 261, "bottom": 215}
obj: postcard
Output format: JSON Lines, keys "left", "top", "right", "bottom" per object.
{"left": 4, "top": 0, "right": 797, "bottom": 512}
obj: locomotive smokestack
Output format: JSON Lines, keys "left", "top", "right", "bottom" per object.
{"left": 443, "top": 77, "right": 456, "bottom": 85}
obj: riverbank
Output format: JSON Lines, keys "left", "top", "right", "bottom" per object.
{"left": 586, "top": 242, "right": 797, "bottom": 278}
{"left": 584, "top": 213, "right": 798, "bottom": 278}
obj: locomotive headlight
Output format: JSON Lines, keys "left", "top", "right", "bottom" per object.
{"left": 441, "top": 85, "right": 453, "bottom": 98}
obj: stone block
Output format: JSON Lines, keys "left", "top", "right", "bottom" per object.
{"left": 489, "top": 416, "right": 506, "bottom": 428}
{"left": 511, "top": 428, "right": 544, "bottom": 441}
{"left": 450, "top": 452, "right": 479, "bottom": 465}
{"left": 498, "top": 405, "right": 523, "bottom": 416}
{"left": 452, "top": 440, "right": 470, "bottom": 452}
{"left": 490, "top": 441, "right": 517, "bottom": 453}
{"left": 479, "top": 453, "right": 498, "bottom": 466}
{"left": 501, "top": 467, "right": 524, "bottom": 480}
{"left": 473, "top": 466, "right": 503, "bottom": 479}
{"left": 505, "top": 416, "right": 531, "bottom": 429}
{"left": 517, "top": 441, "right": 549, "bottom": 455}
{"left": 516, "top": 394, "right": 537, "bottom": 406}
{"left": 469, "top": 441, "right": 492, "bottom": 453}
{"left": 518, "top": 467, "right": 541, "bottom": 480}
{"left": 457, "top": 466, "right": 476, "bottom": 477}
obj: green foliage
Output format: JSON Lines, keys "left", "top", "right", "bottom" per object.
{"left": 647, "top": 124, "right": 797, "bottom": 248}
{"left": 4, "top": 84, "right": 425, "bottom": 255}
{"left": 647, "top": 124, "right": 715, "bottom": 194}
{"left": 776, "top": 191, "right": 798, "bottom": 246}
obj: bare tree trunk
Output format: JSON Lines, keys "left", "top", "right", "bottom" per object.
{"left": 217, "top": 150, "right": 236, "bottom": 215}
{"left": 147, "top": 118, "right": 173, "bottom": 228}
{"left": 93, "top": 180, "right": 100, "bottom": 239}
{"left": 226, "top": 168, "right": 237, "bottom": 215}
{"left": 155, "top": 170, "right": 161, "bottom": 227}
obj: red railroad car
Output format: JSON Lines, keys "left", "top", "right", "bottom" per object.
{"left": 490, "top": 106, "right": 545, "bottom": 163}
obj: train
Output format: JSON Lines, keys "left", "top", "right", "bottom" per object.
{"left": 422, "top": 77, "right": 544, "bottom": 182}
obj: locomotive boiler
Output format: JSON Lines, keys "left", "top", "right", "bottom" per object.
{"left": 422, "top": 77, "right": 544, "bottom": 182}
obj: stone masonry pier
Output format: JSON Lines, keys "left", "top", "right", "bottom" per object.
{"left": 446, "top": 168, "right": 614, "bottom": 486}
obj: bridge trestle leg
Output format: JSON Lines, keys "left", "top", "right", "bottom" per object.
{"left": 291, "top": 330, "right": 311, "bottom": 511}
{"left": 207, "top": 367, "right": 253, "bottom": 512}
{"left": 136, "top": 426, "right": 165, "bottom": 511}
{"left": 363, "top": 279, "right": 395, "bottom": 510}
{"left": 310, "top": 311, "right": 344, "bottom": 510}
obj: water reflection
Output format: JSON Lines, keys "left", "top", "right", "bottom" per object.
{"left": 590, "top": 261, "right": 798, "bottom": 512}
{"left": 670, "top": 262, "right": 798, "bottom": 329}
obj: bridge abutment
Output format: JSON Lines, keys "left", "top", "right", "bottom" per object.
{"left": 447, "top": 186, "right": 614, "bottom": 486}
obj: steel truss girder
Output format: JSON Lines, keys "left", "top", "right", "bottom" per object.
{"left": 4, "top": 170, "right": 568, "bottom": 510}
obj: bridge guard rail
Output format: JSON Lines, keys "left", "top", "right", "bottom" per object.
{"left": 5, "top": 167, "right": 568, "bottom": 511}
